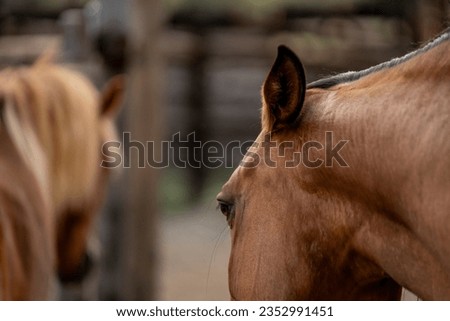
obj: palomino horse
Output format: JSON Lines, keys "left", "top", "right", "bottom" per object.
{"left": 218, "top": 30, "right": 450, "bottom": 300}
{"left": 0, "top": 58, "right": 123, "bottom": 299}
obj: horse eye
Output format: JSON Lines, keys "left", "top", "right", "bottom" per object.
{"left": 217, "top": 201, "right": 234, "bottom": 227}
{"left": 219, "top": 202, "right": 231, "bottom": 217}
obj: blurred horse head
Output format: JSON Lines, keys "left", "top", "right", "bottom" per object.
{"left": 218, "top": 31, "right": 450, "bottom": 300}
{"left": 0, "top": 58, "right": 123, "bottom": 299}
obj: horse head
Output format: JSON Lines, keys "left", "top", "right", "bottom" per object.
{"left": 217, "top": 46, "right": 402, "bottom": 300}
{"left": 0, "top": 62, "right": 123, "bottom": 297}
{"left": 55, "top": 74, "right": 124, "bottom": 284}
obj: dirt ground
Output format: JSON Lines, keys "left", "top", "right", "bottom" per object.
{"left": 158, "top": 205, "right": 231, "bottom": 300}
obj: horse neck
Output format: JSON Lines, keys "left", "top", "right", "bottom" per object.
{"left": 306, "top": 40, "right": 449, "bottom": 223}
{"left": 299, "top": 41, "right": 450, "bottom": 299}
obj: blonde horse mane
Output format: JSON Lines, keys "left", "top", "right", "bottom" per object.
{"left": 0, "top": 60, "right": 103, "bottom": 214}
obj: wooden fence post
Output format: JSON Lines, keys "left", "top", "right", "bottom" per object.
{"left": 120, "top": 0, "right": 165, "bottom": 300}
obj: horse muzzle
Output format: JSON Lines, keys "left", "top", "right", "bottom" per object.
{"left": 58, "top": 251, "right": 94, "bottom": 284}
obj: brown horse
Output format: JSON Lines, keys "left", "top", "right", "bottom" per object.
{"left": 0, "top": 58, "right": 123, "bottom": 300}
{"left": 217, "top": 30, "right": 450, "bottom": 300}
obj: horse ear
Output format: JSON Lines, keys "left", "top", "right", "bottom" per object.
{"left": 262, "top": 45, "right": 306, "bottom": 132}
{"left": 100, "top": 75, "right": 124, "bottom": 117}
{"left": 0, "top": 95, "right": 8, "bottom": 125}
{"left": 0, "top": 96, "right": 4, "bottom": 119}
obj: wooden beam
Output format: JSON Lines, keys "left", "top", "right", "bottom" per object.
{"left": 0, "top": 35, "right": 61, "bottom": 66}
{"left": 120, "top": 0, "right": 165, "bottom": 300}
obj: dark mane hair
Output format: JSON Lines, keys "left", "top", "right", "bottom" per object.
{"left": 307, "top": 28, "right": 450, "bottom": 89}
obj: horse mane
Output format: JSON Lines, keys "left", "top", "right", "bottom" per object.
{"left": 308, "top": 28, "right": 450, "bottom": 89}
{"left": 2, "top": 96, "right": 49, "bottom": 196}
{"left": 0, "top": 60, "right": 102, "bottom": 213}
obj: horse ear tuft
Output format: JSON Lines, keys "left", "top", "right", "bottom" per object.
{"left": 100, "top": 75, "right": 125, "bottom": 117}
{"left": 262, "top": 45, "right": 306, "bottom": 132}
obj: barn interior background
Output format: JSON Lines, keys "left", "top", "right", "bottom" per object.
{"left": 0, "top": 0, "right": 448, "bottom": 300}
